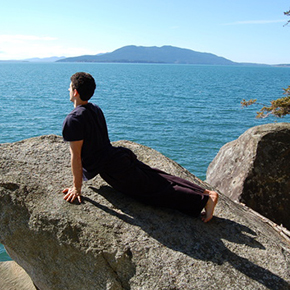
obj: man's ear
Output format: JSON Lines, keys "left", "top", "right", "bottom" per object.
{"left": 74, "top": 89, "right": 79, "bottom": 97}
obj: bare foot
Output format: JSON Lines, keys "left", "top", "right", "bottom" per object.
{"left": 201, "top": 190, "right": 219, "bottom": 223}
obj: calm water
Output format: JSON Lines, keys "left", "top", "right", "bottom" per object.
{"left": 1, "top": 62, "right": 290, "bottom": 261}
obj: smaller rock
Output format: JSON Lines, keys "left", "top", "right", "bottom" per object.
{"left": 0, "top": 261, "right": 36, "bottom": 290}
{"left": 206, "top": 123, "right": 290, "bottom": 229}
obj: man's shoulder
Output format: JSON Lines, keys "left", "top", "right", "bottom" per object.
{"left": 68, "top": 105, "right": 88, "bottom": 117}
{"left": 87, "top": 103, "right": 102, "bottom": 111}
{"left": 64, "top": 108, "right": 85, "bottom": 126}
{"left": 65, "top": 103, "right": 103, "bottom": 122}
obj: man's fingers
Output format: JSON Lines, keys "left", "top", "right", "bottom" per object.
{"left": 63, "top": 192, "right": 72, "bottom": 201}
{"left": 63, "top": 189, "right": 81, "bottom": 204}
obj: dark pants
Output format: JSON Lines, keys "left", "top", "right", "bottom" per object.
{"left": 100, "top": 147, "right": 208, "bottom": 217}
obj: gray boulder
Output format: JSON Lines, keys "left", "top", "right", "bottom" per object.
{"left": 0, "top": 135, "right": 290, "bottom": 290}
{"left": 206, "top": 123, "right": 290, "bottom": 229}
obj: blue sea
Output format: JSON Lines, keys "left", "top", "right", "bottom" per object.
{"left": 1, "top": 62, "right": 290, "bottom": 261}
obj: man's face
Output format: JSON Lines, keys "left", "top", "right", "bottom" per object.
{"left": 68, "top": 82, "right": 74, "bottom": 102}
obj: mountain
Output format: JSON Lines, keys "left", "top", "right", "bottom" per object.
{"left": 57, "top": 45, "right": 236, "bottom": 65}
{"left": 25, "top": 56, "right": 66, "bottom": 62}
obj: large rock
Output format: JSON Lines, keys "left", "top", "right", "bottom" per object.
{"left": 206, "top": 123, "right": 290, "bottom": 229}
{"left": 0, "top": 135, "right": 290, "bottom": 290}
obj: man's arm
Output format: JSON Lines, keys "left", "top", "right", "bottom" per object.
{"left": 63, "top": 140, "right": 83, "bottom": 203}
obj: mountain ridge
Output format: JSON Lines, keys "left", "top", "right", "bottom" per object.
{"left": 25, "top": 56, "right": 66, "bottom": 62}
{"left": 57, "top": 45, "right": 237, "bottom": 65}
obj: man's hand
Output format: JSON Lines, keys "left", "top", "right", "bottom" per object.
{"left": 63, "top": 187, "right": 82, "bottom": 203}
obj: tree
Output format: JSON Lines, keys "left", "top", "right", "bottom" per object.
{"left": 285, "top": 9, "right": 290, "bottom": 25}
{"left": 241, "top": 86, "right": 290, "bottom": 118}
{"left": 241, "top": 9, "right": 290, "bottom": 118}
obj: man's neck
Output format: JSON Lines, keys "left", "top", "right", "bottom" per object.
{"left": 74, "top": 99, "right": 88, "bottom": 108}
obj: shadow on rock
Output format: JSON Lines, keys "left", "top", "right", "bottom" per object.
{"left": 85, "top": 185, "right": 289, "bottom": 290}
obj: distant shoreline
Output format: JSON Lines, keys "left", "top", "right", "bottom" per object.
{"left": 1, "top": 60, "right": 288, "bottom": 67}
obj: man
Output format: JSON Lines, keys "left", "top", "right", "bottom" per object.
{"left": 62, "top": 72, "right": 218, "bottom": 222}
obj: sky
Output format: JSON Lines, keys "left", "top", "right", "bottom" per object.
{"left": 0, "top": 0, "right": 290, "bottom": 64}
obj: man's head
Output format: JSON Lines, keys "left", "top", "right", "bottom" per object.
{"left": 70, "top": 72, "right": 96, "bottom": 101}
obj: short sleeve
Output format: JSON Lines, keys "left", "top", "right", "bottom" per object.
{"left": 62, "top": 113, "right": 84, "bottom": 142}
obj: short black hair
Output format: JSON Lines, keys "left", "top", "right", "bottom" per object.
{"left": 70, "top": 72, "right": 96, "bottom": 101}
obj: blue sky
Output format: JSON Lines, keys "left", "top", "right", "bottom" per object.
{"left": 1, "top": 0, "right": 290, "bottom": 64}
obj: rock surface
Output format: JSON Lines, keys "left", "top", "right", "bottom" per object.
{"left": 206, "top": 123, "right": 290, "bottom": 229}
{"left": 0, "top": 261, "right": 35, "bottom": 290}
{"left": 0, "top": 135, "right": 290, "bottom": 290}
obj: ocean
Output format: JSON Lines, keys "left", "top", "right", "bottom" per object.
{"left": 0, "top": 62, "right": 290, "bottom": 261}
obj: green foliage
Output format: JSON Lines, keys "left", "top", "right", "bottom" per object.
{"left": 241, "top": 99, "right": 257, "bottom": 107}
{"left": 241, "top": 86, "right": 290, "bottom": 118}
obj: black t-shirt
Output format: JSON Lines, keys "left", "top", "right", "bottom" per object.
{"left": 62, "top": 103, "right": 112, "bottom": 179}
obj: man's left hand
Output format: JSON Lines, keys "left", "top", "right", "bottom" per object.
{"left": 63, "top": 187, "right": 82, "bottom": 203}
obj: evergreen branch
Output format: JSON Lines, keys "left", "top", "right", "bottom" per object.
{"left": 241, "top": 86, "right": 290, "bottom": 119}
